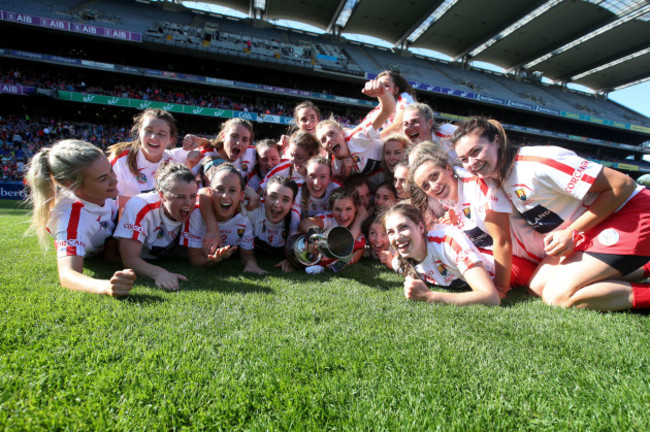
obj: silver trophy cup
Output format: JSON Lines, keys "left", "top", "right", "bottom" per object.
{"left": 285, "top": 226, "right": 355, "bottom": 267}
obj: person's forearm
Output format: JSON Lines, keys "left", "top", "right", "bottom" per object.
{"left": 59, "top": 267, "right": 110, "bottom": 295}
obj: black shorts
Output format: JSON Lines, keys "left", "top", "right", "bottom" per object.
{"left": 585, "top": 252, "right": 650, "bottom": 276}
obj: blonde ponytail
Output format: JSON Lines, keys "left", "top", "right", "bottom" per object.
{"left": 25, "top": 140, "right": 104, "bottom": 249}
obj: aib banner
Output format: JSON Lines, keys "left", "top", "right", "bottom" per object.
{"left": 0, "top": 9, "right": 142, "bottom": 42}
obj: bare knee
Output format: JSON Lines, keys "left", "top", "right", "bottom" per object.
{"left": 541, "top": 284, "right": 578, "bottom": 308}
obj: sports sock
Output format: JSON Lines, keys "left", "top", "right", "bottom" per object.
{"left": 631, "top": 282, "right": 650, "bottom": 309}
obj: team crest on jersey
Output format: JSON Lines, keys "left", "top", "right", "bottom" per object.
{"left": 462, "top": 207, "right": 471, "bottom": 219}
{"left": 437, "top": 262, "right": 448, "bottom": 277}
{"left": 237, "top": 228, "right": 245, "bottom": 237}
{"left": 352, "top": 154, "right": 361, "bottom": 164}
{"left": 311, "top": 203, "right": 317, "bottom": 210}
{"left": 515, "top": 189, "right": 527, "bottom": 201}
{"left": 99, "top": 220, "right": 109, "bottom": 230}
{"left": 241, "top": 163, "right": 248, "bottom": 172}
{"left": 157, "top": 228, "right": 165, "bottom": 239}
{"left": 136, "top": 172, "right": 147, "bottom": 184}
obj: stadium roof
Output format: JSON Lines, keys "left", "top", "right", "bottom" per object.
{"left": 183, "top": 0, "right": 650, "bottom": 92}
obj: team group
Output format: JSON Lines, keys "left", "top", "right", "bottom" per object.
{"left": 25, "top": 71, "right": 650, "bottom": 311}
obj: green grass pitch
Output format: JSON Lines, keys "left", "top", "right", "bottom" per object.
{"left": 2, "top": 200, "right": 650, "bottom": 431}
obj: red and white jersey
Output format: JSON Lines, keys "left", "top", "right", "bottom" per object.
{"left": 184, "top": 210, "right": 254, "bottom": 250}
{"left": 111, "top": 147, "right": 187, "bottom": 197}
{"left": 503, "top": 146, "right": 602, "bottom": 235}
{"left": 114, "top": 192, "right": 184, "bottom": 258}
{"left": 200, "top": 146, "right": 258, "bottom": 182}
{"left": 47, "top": 194, "right": 118, "bottom": 259}
{"left": 259, "top": 160, "right": 304, "bottom": 190}
{"left": 391, "top": 224, "right": 494, "bottom": 286}
{"left": 295, "top": 181, "right": 341, "bottom": 218}
{"left": 246, "top": 204, "right": 299, "bottom": 248}
{"left": 438, "top": 172, "right": 544, "bottom": 262}
{"left": 332, "top": 125, "right": 383, "bottom": 177}
{"left": 352, "top": 92, "right": 415, "bottom": 135}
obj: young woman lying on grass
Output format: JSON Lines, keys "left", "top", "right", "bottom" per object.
{"left": 185, "top": 163, "right": 266, "bottom": 274}
{"left": 26, "top": 139, "right": 136, "bottom": 297}
{"left": 383, "top": 202, "right": 503, "bottom": 306}
{"left": 114, "top": 162, "right": 197, "bottom": 291}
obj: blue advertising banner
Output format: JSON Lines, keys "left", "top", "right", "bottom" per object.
{"left": 0, "top": 182, "right": 26, "bottom": 200}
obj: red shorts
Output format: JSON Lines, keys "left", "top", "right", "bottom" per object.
{"left": 479, "top": 249, "right": 537, "bottom": 287}
{"left": 576, "top": 188, "right": 650, "bottom": 256}
{"left": 511, "top": 255, "right": 537, "bottom": 287}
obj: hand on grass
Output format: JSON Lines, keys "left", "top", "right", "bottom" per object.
{"left": 208, "top": 245, "right": 236, "bottom": 263}
{"left": 244, "top": 261, "right": 268, "bottom": 275}
{"left": 275, "top": 259, "right": 294, "bottom": 273}
{"left": 404, "top": 276, "right": 433, "bottom": 302}
{"left": 104, "top": 269, "right": 137, "bottom": 297}
{"left": 154, "top": 269, "right": 187, "bottom": 291}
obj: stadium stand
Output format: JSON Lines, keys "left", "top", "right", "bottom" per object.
{"left": 1, "top": 0, "right": 649, "bottom": 166}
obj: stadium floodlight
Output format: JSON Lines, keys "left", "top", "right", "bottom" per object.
{"left": 523, "top": 2, "right": 650, "bottom": 70}
{"left": 467, "top": 0, "right": 563, "bottom": 59}
{"left": 404, "top": 0, "right": 460, "bottom": 45}
{"left": 571, "top": 46, "right": 650, "bottom": 81}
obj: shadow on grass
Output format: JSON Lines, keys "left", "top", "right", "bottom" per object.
{"left": 120, "top": 292, "right": 166, "bottom": 304}
{"left": 500, "top": 286, "right": 541, "bottom": 308}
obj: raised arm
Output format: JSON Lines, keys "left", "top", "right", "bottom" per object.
{"left": 362, "top": 79, "right": 397, "bottom": 132}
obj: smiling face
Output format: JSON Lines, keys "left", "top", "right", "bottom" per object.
{"left": 264, "top": 182, "right": 294, "bottom": 224}
{"left": 402, "top": 110, "right": 433, "bottom": 144}
{"left": 258, "top": 145, "right": 281, "bottom": 175}
{"left": 393, "top": 165, "right": 410, "bottom": 199}
{"left": 413, "top": 160, "right": 458, "bottom": 202}
{"left": 221, "top": 124, "right": 251, "bottom": 162}
{"left": 296, "top": 107, "right": 319, "bottom": 135}
{"left": 383, "top": 139, "right": 406, "bottom": 173}
{"left": 367, "top": 221, "right": 389, "bottom": 256}
{"left": 211, "top": 171, "right": 245, "bottom": 221}
{"left": 306, "top": 162, "right": 331, "bottom": 199}
{"left": 374, "top": 185, "right": 397, "bottom": 210}
{"left": 160, "top": 180, "right": 198, "bottom": 223}
{"left": 138, "top": 115, "right": 172, "bottom": 163}
{"left": 332, "top": 197, "right": 356, "bottom": 229}
{"left": 455, "top": 132, "right": 499, "bottom": 179}
{"left": 75, "top": 155, "right": 118, "bottom": 205}
{"left": 287, "top": 142, "right": 311, "bottom": 177}
{"left": 384, "top": 212, "right": 427, "bottom": 262}
{"left": 317, "top": 124, "right": 349, "bottom": 158}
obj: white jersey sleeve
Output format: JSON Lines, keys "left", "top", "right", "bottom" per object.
{"left": 48, "top": 196, "right": 117, "bottom": 259}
